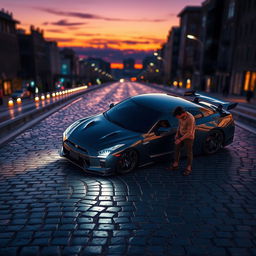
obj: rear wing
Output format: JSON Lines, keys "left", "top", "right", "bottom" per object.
{"left": 184, "top": 90, "right": 238, "bottom": 111}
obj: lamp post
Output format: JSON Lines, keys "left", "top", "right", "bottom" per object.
{"left": 186, "top": 34, "right": 203, "bottom": 90}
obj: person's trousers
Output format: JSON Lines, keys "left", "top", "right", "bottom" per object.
{"left": 174, "top": 139, "right": 194, "bottom": 167}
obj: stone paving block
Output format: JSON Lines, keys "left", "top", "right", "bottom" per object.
{"left": 70, "top": 237, "right": 90, "bottom": 245}
{"left": 0, "top": 247, "right": 17, "bottom": 256}
{"left": 62, "top": 246, "right": 82, "bottom": 256}
{"left": 81, "top": 246, "right": 103, "bottom": 255}
{"left": 90, "top": 237, "right": 107, "bottom": 245}
{"left": 41, "top": 246, "right": 61, "bottom": 256}
{"left": 19, "top": 246, "right": 40, "bottom": 256}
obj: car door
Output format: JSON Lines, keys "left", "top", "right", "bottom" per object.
{"left": 142, "top": 119, "right": 177, "bottom": 159}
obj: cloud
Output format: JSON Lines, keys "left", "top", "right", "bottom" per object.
{"left": 75, "top": 33, "right": 102, "bottom": 37}
{"left": 46, "top": 29, "right": 66, "bottom": 33}
{"left": 70, "top": 46, "right": 153, "bottom": 63}
{"left": 43, "top": 19, "right": 86, "bottom": 26}
{"left": 132, "top": 36, "right": 164, "bottom": 43}
{"left": 46, "top": 37, "right": 74, "bottom": 42}
{"left": 36, "top": 7, "right": 167, "bottom": 23}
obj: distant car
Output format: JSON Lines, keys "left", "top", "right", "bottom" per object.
{"left": 11, "top": 89, "right": 30, "bottom": 100}
{"left": 60, "top": 92, "right": 237, "bottom": 176}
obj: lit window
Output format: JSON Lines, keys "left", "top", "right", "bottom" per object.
{"left": 228, "top": 0, "right": 235, "bottom": 18}
{"left": 243, "top": 71, "right": 251, "bottom": 91}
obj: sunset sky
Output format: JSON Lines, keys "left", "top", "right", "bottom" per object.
{"left": 2, "top": 0, "right": 202, "bottom": 66}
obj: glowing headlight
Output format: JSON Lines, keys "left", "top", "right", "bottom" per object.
{"left": 98, "top": 144, "right": 124, "bottom": 158}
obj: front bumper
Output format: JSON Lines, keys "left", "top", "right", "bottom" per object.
{"left": 59, "top": 141, "right": 115, "bottom": 176}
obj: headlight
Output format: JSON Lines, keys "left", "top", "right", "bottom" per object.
{"left": 98, "top": 144, "right": 125, "bottom": 158}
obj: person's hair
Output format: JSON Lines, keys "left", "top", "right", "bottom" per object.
{"left": 173, "top": 106, "right": 185, "bottom": 117}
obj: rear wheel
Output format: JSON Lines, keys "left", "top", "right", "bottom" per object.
{"left": 116, "top": 149, "right": 138, "bottom": 174}
{"left": 203, "top": 130, "right": 224, "bottom": 154}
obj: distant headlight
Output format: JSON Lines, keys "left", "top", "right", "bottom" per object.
{"left": 98, "top": 144, "right": 125, "bottom": 158}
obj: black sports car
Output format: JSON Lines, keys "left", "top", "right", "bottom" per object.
{"left": 60, "top": 92, "right": 237, "bottom": 175}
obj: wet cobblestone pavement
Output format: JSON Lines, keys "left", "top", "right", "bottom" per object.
{"left": 0, "top": 82, "right": 255, "bottom": 256}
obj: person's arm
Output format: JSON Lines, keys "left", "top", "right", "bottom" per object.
{"left": 175, "top": 123, "right": 180, "bottom": 139}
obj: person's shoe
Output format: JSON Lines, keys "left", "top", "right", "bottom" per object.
{"left": 183, "top": 168, "right": 192, "bottom": 176}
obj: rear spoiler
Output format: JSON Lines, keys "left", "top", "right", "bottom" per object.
{"left": 184, "top": 90, "right": 238, "bottom": 111}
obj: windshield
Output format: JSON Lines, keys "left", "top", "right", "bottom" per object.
{"left": 104, "top": 99, "right": 161, "bottom": 133}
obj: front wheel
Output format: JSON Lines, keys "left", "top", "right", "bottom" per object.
{"left": 116, "top": 149, "right": 138, "bottom": 174}
{"left": 203, "top": 130, "right": 224, "bottom": 155}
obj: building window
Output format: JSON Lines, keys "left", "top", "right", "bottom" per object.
{"left": 3, "top": 81, "right": 12, "bottom": 95}
{"left": 243, "top": 71, "right": 256, "bottom": 91}
{"left": 228, "top": 0, "right": 235, "bottom": 18}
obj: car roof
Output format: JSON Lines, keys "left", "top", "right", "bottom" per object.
{"left": 132, "top": 93, "right": 200, "bottom": 113}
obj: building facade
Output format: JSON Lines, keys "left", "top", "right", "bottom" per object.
{"left": 200, "top": 0, "right": 225, "bottom": 92}
{"left": 177, "top": 6, "right": 202, "bottom": 89}
{"left": 230, "top": 0, "right": 256, "bottom": 95}
{"left": 0, "top": 9, "right": 20, "bottom": 96}
{"left": 163, "top": 27, "right": 181, "bottom": 86}
{"left": 59, "top": 48, "right": 79, "bottom": 88}
{"left": 215, "top": 0, "right": 238, "bottom": 95}
{"left": 18, "top": 26, "right": 59, "bottom": 93}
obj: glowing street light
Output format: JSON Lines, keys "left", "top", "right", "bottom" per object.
{"left": 8, "top": 98, "right": 14, "bottom": 107}
{"left": 187, "top": 34, "right": 197, "bottom": 40}
{"left": 186, "top": 34, "right": 203, "bottom": 46}
{"left": 16, "top": 97, "right": 22, "bottom": 104}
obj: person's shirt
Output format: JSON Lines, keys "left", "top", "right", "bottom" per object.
{"left": 178, "top": 111, "right": 196, "bottom": 140}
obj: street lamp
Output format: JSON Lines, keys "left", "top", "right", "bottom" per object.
{"left": 186, "top": 34, "right": 203, "bottom": 46}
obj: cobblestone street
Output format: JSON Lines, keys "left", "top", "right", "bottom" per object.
{"left": 0, "top": 82, "right": 255, "bottom": 256}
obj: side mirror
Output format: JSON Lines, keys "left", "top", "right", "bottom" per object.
{"left": 109, "top": 103, "right": 115, "bottom": 109}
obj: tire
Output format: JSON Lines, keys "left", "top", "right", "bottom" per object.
{"left": 116, "top": 149, "right": 138, "bottom": 174}
{"left": 203, "top": 130, "right": 224, "bottom": 155}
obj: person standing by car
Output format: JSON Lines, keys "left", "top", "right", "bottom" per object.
{"left": 168, "top": 106, "right": 196, "bottom": 176}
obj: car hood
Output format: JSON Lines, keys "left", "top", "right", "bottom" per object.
{"left": 68, "top": 114, "right": 140, "bottom": 150}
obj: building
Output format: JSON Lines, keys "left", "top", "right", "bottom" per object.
{"left": 81, "top": 57, "right": 111, "bottom": 84}
{"left": 230, "top": 0, "right": 256, "bottom": 95}
{"left": 142, "top": 56, "right": 157, "bottom": 70}
{"left": 46, "top": 41, "right": 60, "bottom": 91}
{"left": 59, "top": 48, "right": 79, "bottom": 88}
{"left": 177, "top": 6, "right": 202, "bottom": 89}
{"left": 0, "top": 9, "right": 20, "bottom": 96}
{"left": 163, "top": 27, "right": 181, "bottom": 86}
{"left": 215, "top": 0, "right": 238, "bottom": 95}
{"left": 200, "top": 0, "right": 225, "bottom": 92}
{"left": 18, "top": 26, "right": 59, "bottom": 92}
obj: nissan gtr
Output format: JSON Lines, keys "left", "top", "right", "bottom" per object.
{"left": 60, "top": 92, "right": 237, "bottom": 175}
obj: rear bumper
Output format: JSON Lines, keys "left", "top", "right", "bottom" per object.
{"left": 59, "top": 145, "right": 115, "bottom": 176}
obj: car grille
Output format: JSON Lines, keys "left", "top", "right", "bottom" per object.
{"left": 65, "top": 140, "right": 88, "bottom": 155}
{"left": 63, "top": 140, "right": 90, "bottom": 168}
